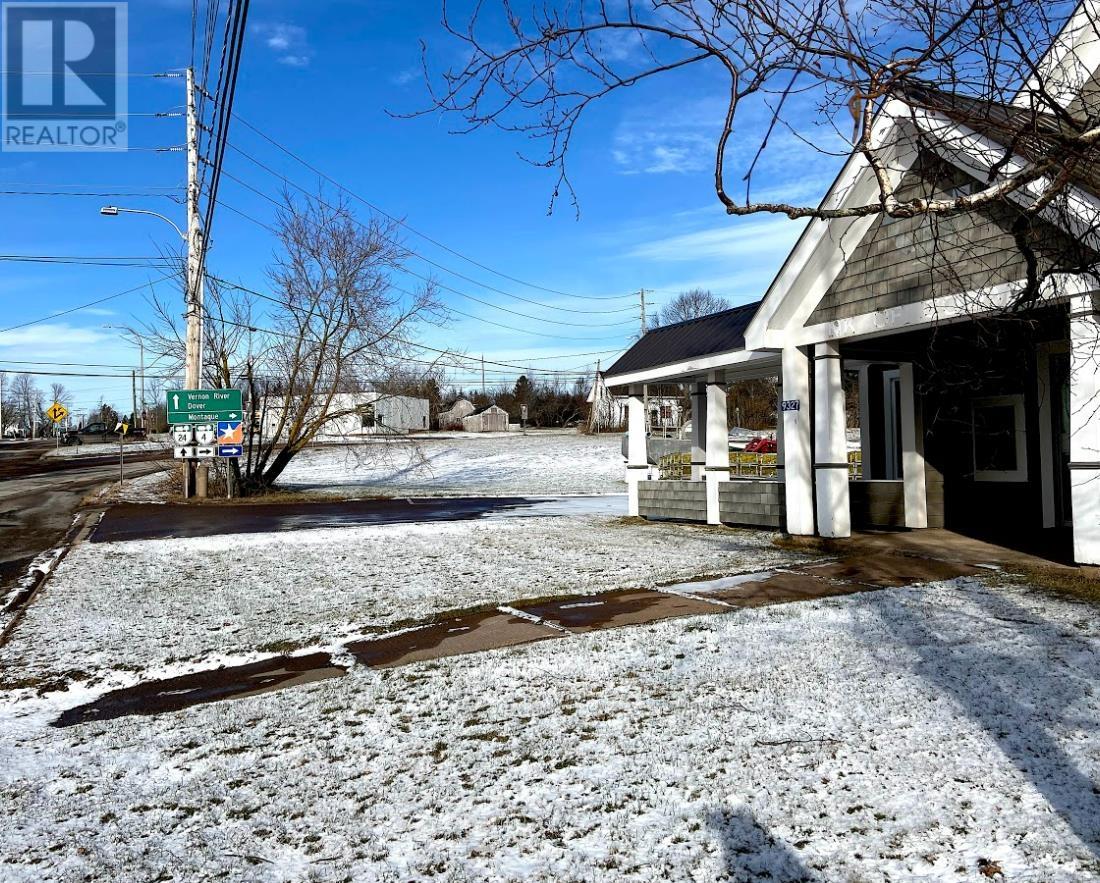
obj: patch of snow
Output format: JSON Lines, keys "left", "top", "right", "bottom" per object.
{"left": 1, "top": 577, "right": 1098, "bottom": 881}
{"left": 42, "top": 440, "right": 169, "bottom": 459}
{"left": 1, "top": 516, "right": 799, "bottom": 682}
{"left": 277, "top": 431, "right": 625, "bottom": 497}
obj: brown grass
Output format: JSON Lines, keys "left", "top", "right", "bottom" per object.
{"left": 998, "top": 563, "right": 1100, "bottom": 607}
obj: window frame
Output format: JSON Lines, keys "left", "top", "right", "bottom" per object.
{"left": 971, "top": 394, "right": 1028, "bottom": 482}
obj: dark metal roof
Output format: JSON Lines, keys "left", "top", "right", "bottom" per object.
{"left": 605, "top": 301, "right": 762, "bottom": 379}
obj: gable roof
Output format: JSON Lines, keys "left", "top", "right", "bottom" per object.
{"left": 898, "top": 81, "right": 1100, "bottom": 198}
{"left": 606, "top": 302, "right": 761, "bottom": 376}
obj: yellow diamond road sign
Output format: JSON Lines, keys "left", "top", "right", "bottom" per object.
{"left": 46, "top": 402, "right": 69, "bottom": 424}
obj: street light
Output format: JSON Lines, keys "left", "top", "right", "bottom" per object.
{"left": 99, "top": 205, "right": 187, "bottom": 242}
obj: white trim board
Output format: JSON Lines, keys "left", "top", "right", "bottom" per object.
{"left": 604, "top": 349, "right": 780, "bottom": 388}
{"left": 744, "top": 101, "right": 1100, "bottom": 353}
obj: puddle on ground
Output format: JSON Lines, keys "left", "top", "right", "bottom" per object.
{"left": 346, "top": 609, "right": 565, "bottom": 668}
{"left": 515, "top": 589, "right": 720, "bottom": 631}
{"left": 666, "top": 572, "right": 776, "bottom": 594}
{"left": 51, "top": 551, "right": 980, "bottom": 727}
{"left": 52, "top": 653, "right": 344, "bottom": 728}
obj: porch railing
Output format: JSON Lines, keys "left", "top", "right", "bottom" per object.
{"left": 657, "top": 450, "right": 863, "bottom": 480}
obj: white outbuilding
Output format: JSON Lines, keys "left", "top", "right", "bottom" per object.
{"left": 261, "top": 392, "right": 429, "bottom": 440}
{"left": 462, "top": 405, "right": 509, "bottom": 433}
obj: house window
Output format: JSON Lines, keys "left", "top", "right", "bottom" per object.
{"left": 358, "top": 403, "right": 376, "bottom": 429}
{"left": 972, "top": 395, "right": 1027, "bottom": 482}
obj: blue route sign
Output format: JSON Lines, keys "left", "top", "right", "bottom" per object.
{"left": 217, "top": 444, "right": 243, "bottom": 458}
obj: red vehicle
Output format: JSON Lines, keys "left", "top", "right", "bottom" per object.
{"left": 743, "top": 436, "right": 777, "bottom": 454}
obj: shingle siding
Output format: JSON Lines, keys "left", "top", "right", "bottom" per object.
{"left": 807, "top": 153, "right": 1080, "bottom": 325}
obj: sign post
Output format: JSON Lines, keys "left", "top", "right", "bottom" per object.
{"left": 168, "top": 391, "right": 245, "bottom": 500}
{"left": 46, "top": 401, "right": 69, "bottom": 450}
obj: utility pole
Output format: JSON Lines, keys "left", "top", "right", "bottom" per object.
{"left": 185, "top": 67, "right": 207, "bottom": 498}
{"left": 138, "top": 338, "right": 146, "bottom": 430}
{"left": 0, "top": 372, "right": 4, "bottom": 440}
{"left": 131, "top": 370, "right": 138, "bottom": 431}
{"left": 481, "top": 354, "right": 486, "bottom": 398}
{"left": 639, "top": 288, "right": 650, "bottom": 436}
{"left": 590, "top": 359, "right": 602, "bottom": 433}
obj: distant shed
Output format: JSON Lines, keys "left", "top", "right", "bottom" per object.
{"left": 462, "top": 405, "right": 509, "bottom": 433}
{"left": 439, "top": 397, "right": 477, "bottom": 429}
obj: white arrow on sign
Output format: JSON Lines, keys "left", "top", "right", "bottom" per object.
{"left": 172, "top": 394, "right": 180, "bottom": 410}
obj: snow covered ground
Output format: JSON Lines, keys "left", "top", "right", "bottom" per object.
{"left": 2, "top": 577, "right": 1099, "bottom": 881}
{"left": 0, "top": 515, "right": 797, "bottom": 686}
{"left": 276, "top": 430, "right": 625, "bottom": 496}
{"left": 4, "top": 427, "right": 1098, "bottom": 880}
{"left": 41, "top": 439, "right": 169, "bottom": 460}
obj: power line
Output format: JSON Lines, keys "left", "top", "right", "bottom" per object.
{"left": 0, "top": 273, "right": 176, "bottom": 334}
{"left": 215, "top": 189, "right": 635, "bottom": 338}
{"left": 218, "top": 174, "right": 635, "bottom": 329}
{"left": 0, "top": 254, "right": 176, "bottom": 263}
{"left": 206, "top": 274, "right": 624, "bottom": 373}
{"left": 220, "top": 154, "right": 638, "bottom": 316}
{"left": 0, "top": 190, "right": 183, "bottom": 199}
{"left": 230, "top": 113, "right": 639, "bottom": 303}
{"left": 0, "top": 181, "right": 183, "bottom": 191}
{"left": 0, "top": 143, "right": 186, "bottom": 153}
{"left": 198, "top": 0, "right": 250, "bottom": 285}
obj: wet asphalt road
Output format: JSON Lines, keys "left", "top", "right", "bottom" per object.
{"left": 0, "top": 441, "right": 170, "bottom": 589}
{"left": 91, "top": 495, "right": 624, "bottom": 543}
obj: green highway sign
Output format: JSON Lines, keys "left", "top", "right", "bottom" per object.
{"left": 167, "top": 389, "right": 244, "bottom": 424}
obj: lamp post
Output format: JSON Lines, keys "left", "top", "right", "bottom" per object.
{"left": 101, "top": 191, "right": 206, "bottom": 497}
{"left": 99, "top": 205, "right": 187, "bottom": 242}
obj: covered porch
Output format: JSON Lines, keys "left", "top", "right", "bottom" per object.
{"left": 604, "top": 306, "right": 936, "bottom": 538}
{"left": 605, "top": 294, "right": 1100, "bottom": 566}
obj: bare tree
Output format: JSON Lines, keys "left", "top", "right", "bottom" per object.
{"left": 139, "top": 190, "right": 443, "bottom": 494}
{"left": 419, "top": 1, "right": 1100, "bottom": 303}
{"left": 655, "top": 289, "right": 732, "bottom": 327}
{"left": 8, "top": 374, "right": 42, "bottom": 436}
{"left": 48, "top": 383, "right": 70, "bottom": 408}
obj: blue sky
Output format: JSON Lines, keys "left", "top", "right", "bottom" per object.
{"left": 0, "top": 0, "right": 845, "bottom": 421}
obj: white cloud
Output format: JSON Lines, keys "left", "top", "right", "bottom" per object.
{"left": 627, "top": 216, "right": 803, "bottom": 262}
{"left": 0, "top": 323, "right": 113, "bottom": 352}
{"left": 251, "top": 22, "right": 313, "bottom": 68}
{"left": 390, "top": 66, "right": 421, "bottom": 87}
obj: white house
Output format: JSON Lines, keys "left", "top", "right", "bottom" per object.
{"left": 604, "top": 5, "right": 1100, "bottom": 566}
{"left": 261, "top": 392, "right": 429, "bottom": 440}
{"left": 587, "top": 373, "right": 683, "bottom": 433}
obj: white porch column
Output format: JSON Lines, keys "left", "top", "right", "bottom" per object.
{"left": 775, "top": 378, "right": 785, "bottom": 483}
{"left": 814, "top": 343, "right": 851, "bottom": 538}
{"left": 690, "top": 383, "right": 707, "bottom": 481}
{"left": 704, "top": 377, "right": 729, "bottom": 525}
{"left": 899, "top": 362, "right": 928, "bottom": 529}
{"left": 1069, "top": 294, "right": 1100, "bottom": 564}
{"left": 626, "top": 385, "right": 648, "bottom": 517}
{"left": 782, "top": 346, "right": 815, "bottom": 535}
